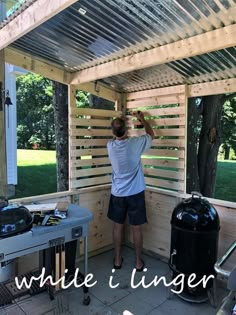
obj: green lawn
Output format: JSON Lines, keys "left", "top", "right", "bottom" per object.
{"left": 15, "top": 149, "right": 57, "bottom": 198}
{"left": 215, "top": 160, "right": 236, "bottom": 202}
{"left": 15, "top": 150, "right": 236, "bottom": 202}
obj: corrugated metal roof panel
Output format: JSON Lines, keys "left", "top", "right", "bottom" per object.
{"left": 0, "top": 0, "right": 35, "bottom": 25}
{"left": 4, "top": 0, "right": 236, "bottom": 91}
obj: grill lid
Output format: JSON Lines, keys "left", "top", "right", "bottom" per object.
{"left": 171, "top": 192, "right": 220, "bottom": 231}
{"left": 0, "top": 204, "right": 33, "bottom": 238}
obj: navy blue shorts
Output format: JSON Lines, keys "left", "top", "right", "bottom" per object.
{"left": 107, "top": 191, "right": 147, "bottom": 225}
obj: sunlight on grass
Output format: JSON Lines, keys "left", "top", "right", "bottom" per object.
{"left": 17, "top": 149, "right": 56, "bottom": 166}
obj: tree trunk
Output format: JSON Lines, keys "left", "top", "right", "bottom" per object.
{"left": 186, "top": 98, "right": 201, "bottom": 194}
{"left": 52, "top": 82, "right": 68, "bottom": 191}
{"left": 224, "top": 145, "right": 230, "bottom": 160}
{"left": 197, "top": 94, "right": 225, "bottom": 197}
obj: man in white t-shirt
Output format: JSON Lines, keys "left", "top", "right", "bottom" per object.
{"left": 107, "top": 111, "right": 154, "bottom": 271}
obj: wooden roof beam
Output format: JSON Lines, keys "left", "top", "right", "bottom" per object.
{"left": 70, "top": 24, "right": 236, "bottom": 85}
{"left": 126, "top": 78, "right": 236, "bottom": 100}
{"left": 0, "top": 0, "right": 78, "bottom": 51}
{"left": 5, "top": 48, "right": 121, "bottom": 102}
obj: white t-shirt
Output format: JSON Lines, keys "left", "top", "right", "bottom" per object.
{"left": 107, "top": 134, "right": 152, "bottom": 197}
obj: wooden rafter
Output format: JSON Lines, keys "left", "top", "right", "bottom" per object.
{"left": 126, "top": 78, "right": 236, "bottom": 99}
{"left": 5, "top": 48, "right": 121, "bottom": 102}
{"left": 70, "top": 24, "right": 236, "bottom": 85}
{"left": 188, "top": 78, "right": 236, "bottom": 97}
{"left": 5, "top": 48, "right": 71, "bottom": 84}
{"left": 0, "top": 0, "right": 78, "bottom": 51}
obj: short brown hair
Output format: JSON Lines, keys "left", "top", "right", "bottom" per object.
{"left": 111, "top": 118, "right": 126, "bottom": 137}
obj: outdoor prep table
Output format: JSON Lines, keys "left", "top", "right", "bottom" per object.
{"left": 0, "top": 204, "right": 93, "bottom": 305}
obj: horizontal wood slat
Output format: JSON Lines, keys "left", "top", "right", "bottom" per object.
{"left": 71, "top": 148, "right": 108, "bottom": 157}
{"left": 71, "top": 175, "right": 111, "bottom": 189}
{"left": 128, "top": 117, "right": 185, "bottom": 127}
{"left": 144, "top": 168, "right": 184, "bottom": 180}
{"left": 129, "top": 128, "right": 185, "bottom": 137}
{"left": 141, "top": 158, "right": 184, "bottom": 169}
{"left": 151, "top": 139, "right": 185, "bottom": 147}
{"left": 145, "top": 177, "right": 184, "bottom": 191}
{"left": 127, "top": 85, "right": 186, "bottom": 100}
{"left": 144, "top": 149, "right": 185, "bottom": 158}
{"left": 128, "top": 106, "right": 185, "bottom": 117}
{"left": 71, "top": 157, "right": 110, "bottom": 168}
{"left": 71, "top": 108, "right": 121, "bottom": 118}
{"left": 70, "top": 128, "right": 112, "bottom": 137}
{"left": 71, "top": 118, "right": 112, "bottom": 127}
{"left": 72, "top": 166, "right": 111, "bottom": 178}
{"left": 126, "top": 94, "right": 185, "bottom": 108}
{"left": 71, "top": 138, "right": 109, "bottom": 147}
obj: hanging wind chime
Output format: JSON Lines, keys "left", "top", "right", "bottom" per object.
{"left": 4, "top": 90, "right": 13, "bottom": 128}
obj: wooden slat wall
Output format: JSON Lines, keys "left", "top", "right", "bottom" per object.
{"left": 126, "top": 189, "right": 236, "bottom": 271}
{"left": 126, "top": 85, "right": 187, "bottom": 193}
{"left": 10, "top": 188, "right": 236, "bottom": 274}
{"left": 69, "top": 107, "right": 122, "bottom": 189}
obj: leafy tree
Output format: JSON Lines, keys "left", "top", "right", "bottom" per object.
{"left": 221, "top": 97, "right": 236, "bottom": 159}
{"left": 16, "top": 73, "right": 54, "bottom": 149}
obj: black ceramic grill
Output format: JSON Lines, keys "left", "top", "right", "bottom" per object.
{"left": 0, "top": 204, "right": 33, "bottom": 238}
{"left": 169, "top": 192, "right": 220, "bottom": 303}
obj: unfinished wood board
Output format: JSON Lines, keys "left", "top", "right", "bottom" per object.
{"left": 144, "top": 168, "right": 184, "bottom": 181}
{"left": 24, "top": 203, "right": 57, "bottom": 212}
{"left": 70, "top": 148, "right": 108, "bottom": 157}
{"left": 70, "top": 128, "right": 113, "bottom": 137}
{"left": 129, "top": 117, "right": 186, "bottom": 127}
{"left": 71, "top": 157, "right": 110, "bottom": 168}
{"left": 71, "top": 175, "right": 111, "bottom": 189}
{"left": 126, "top": 94, "right": 185, "bottom": 108}
{"left": 142, "top": 158, "right": 185, "bottom": 169}
{"left": 145, "top": 177, "right": 184, "bottom": 191}
{"left": 69, "top": 24, "right": 236, "bottom": 84}
{"left": 71, "top": 117, "right": 112, "bottom": 127}
{"left": 72, "top": 166, "right": 112, "bottom": 178}
{"left": 70, "top": 107, "right": 121, "bottom": 118}
{"left": 144, "top": 148, "right": 185, "bottom": 158}
{"left": 127, "top": 85, "right": 186, "bottom": 100}
{"left": 71, "top": 138, "right": 109, "bottom": 147}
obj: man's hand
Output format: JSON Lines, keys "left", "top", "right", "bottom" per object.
{"left": 135, "top": 111, "right": 145, "bottom": 123}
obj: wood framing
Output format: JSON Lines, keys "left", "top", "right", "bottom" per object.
{"left": 0, "top": 50, "right": 7, "bottom": 197}
{"left": 188, "top": 77, "right": 236, "bottom": 97}
{"left": 68, "top": 84, "right": 76, "bottom": 191}
{"left": 68, "top": 105, "right": 121, "bottom": 190}
{"left": 70, "top": 24, "right": 236, "bottom": 84}
{"left": 5, "top": 48, "right": 71, "bottom": 84}
{"left": 127, "top": 84, "right": 187, "bottom": 193}
{"left": 0, "top": 0, "right": 78, "bottom": 51}
{"left": 5, "top": 48, "right": 121, "bottom": 102}
{"left": 126, "top": 189, "right": 236, "bottom": 271}
{"left": 126, "top": 78, "right": 236, "bottom": 99}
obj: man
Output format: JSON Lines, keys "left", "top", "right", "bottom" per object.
{"left": 107, "top": 111, "right": 154, "bottom": 271}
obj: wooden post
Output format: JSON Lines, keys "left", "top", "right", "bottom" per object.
{"left": 0, "top": 50, "right": 7, "bottom": 197}
{"left": 68, "top": 84, "right": 76, "bottom": 191}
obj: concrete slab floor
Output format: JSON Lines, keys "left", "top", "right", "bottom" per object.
{"left": 0, "top": 247, "right": 229, "bottom": 315}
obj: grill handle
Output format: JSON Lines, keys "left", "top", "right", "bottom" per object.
{"left": 214, "top": 241, "right": 236, "bottom": 279}
{"left": 191, "top": 191, "right": 203, "bottom": 199}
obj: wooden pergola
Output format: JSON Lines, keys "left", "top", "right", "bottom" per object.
{"left": 0, "top": 0, "right": 235, "bottom": 273}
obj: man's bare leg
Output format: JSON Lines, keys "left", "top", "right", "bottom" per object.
{"left": 113, "top": 222, "right": 124, "bottom": 266}
{"left": 131, "top": 225, "right": 143, "bottom": 269}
